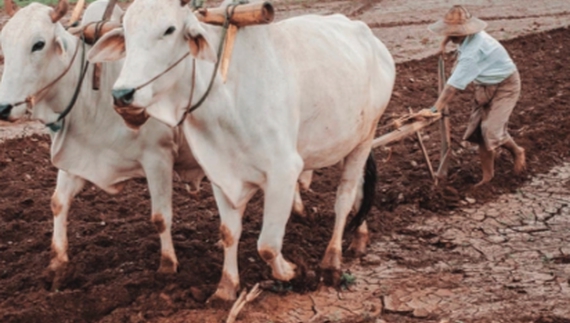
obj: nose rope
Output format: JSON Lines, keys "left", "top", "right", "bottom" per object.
{"left": 132, "top": 51, "right": 193, "bottom": 92}
{"left": 119, "top": 0, "right": 242, "bottom": 127}
{"left": 45, "top": 36, "right": 90, "bottom": 132}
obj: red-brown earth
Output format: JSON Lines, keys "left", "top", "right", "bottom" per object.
{"left": 1, "top": 12, "right": 570, "bottom": 323}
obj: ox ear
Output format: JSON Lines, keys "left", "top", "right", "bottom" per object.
{"left": 184, "top": 23, "right": 217, "bottom": 63}
{"left": 88, "top": 28, "right": 126, "bottom": 63}
{"left": 54, "top": 36, "right": 68, "bottom": 57}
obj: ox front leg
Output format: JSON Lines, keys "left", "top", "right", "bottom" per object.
{"left": 258, "top": 160, "right": 303, "bottom": 282}
{"left": 211, "top": 184, "right": 256, "bottom": 301}
{"left": 321, "top": 147, "right": 370, "bottom": 285}
{"left": 145, "top": 160, "right": 178, "bottom": 274}
{"left": 49, "top": 171, "right": 86, "bottom": 290}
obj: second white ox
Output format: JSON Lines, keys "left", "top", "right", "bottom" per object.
{"left": 89, "top": 0, "right": 395, "bottom": 300}
{"left": 0, "top": 0, "right": 206, "bottom": 284}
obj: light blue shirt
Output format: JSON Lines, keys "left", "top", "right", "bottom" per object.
{"left": 447, "top": 31, "right": 517, "bottom": 90}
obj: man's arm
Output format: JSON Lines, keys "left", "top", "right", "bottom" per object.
{"left": 418, "top": 84, "right": 459, "bottom": 117}
{"left": 433, "top": 84, "right": 458, "bottom": 112}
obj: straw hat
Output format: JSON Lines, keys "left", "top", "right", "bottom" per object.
{"left": 428, "top": 5, "right": 487, "bottom": 36}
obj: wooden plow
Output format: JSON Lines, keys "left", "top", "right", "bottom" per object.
{"left": 371, "top": 55, "right": 449, "bottom": 184}
{"left": 67, "top": 0, "right": 450, "bottom": 184}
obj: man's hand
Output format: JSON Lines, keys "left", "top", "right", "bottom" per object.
{"left": 417, "top": 106, "right": 441, "bottom": 118}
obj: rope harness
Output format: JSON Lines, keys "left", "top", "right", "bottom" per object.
{"left": 11, "top": 0, "right": 115, "bottom": 132}
{"left": 8, "top": 36, "right": 89, "bottom": 132}
{"left": 125, "top": 1, "right": 245, "bottom": 127}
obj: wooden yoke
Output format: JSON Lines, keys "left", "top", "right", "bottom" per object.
{"left": 68, "top": 0, "right": 85, "bottom": 27}
{"left": 195, "top": 1, "right": 275, "bottom": 27}
{"left": 68, "top": 21, "right": 122, "bottom": 45}
{"left": 69, "top": 2, "right": 275, "bottom": 84}
{"left": 195, "top": 1, "right": 275, "bottom": 82}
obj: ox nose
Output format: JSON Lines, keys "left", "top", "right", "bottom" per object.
{"left": 112, "top": 88, "right": 136, "bottom": 107}
{"left": 0, "top": 104, "right": 13, "bottom": 120}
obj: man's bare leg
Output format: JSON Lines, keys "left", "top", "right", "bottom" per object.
{"left": 502, "top": 138, "right": 526, "bottom": 174}
{"left": 475, "top": 144, "right": 495, "bottom": 187}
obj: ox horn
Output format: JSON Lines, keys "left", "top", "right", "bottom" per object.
{"left": 4, "top": 0, "right": 19, "bottom": 17}
{"left": 68, "top": 0, "right": 86, "bottom": 27}
{"left": 50, "top": 0, "right": 69, "bottom": 23}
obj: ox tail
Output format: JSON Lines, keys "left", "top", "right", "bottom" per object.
{"left": 345, "top": 151, "right": 377, "bottom": 233}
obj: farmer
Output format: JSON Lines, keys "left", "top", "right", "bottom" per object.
{"left": 421, "top": 5, "right": 526, "bottom": 187}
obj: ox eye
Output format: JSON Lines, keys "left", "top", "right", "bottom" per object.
{"left": 164, "top": 26, "right": 176, "bottom": 36}
{"left": 31, "top": 40, "right": 45, "bottom": 52}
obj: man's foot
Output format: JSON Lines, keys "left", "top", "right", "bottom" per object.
{"left": 477, "top": 145, "right": 495, "bottom": 187}
{"left": 513, "top": 147, "right": 526, "bottom": 174}
{"left": 474, "top": 177, "right": 492, "bottom": 188}
{"left": 502, "top": 139, "right": 526, "bottom": 174}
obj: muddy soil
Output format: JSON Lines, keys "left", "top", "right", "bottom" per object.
{"left": 1, "top": 22, "right": 570, "bottom": 322}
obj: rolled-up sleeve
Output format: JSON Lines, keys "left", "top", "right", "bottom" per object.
{"left": 447, "top": 56, "right": 481, "bottom": 90}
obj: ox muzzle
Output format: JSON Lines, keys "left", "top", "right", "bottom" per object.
{"left": 112, "top": 88, "right": 150, "bottom": 129}
{"left": 112, "top": 88, "right": 136, "bottom": 107}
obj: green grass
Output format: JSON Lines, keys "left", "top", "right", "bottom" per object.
{"left": 1, "top": 0, "right": 81, "bottom": 8}
{"left": 0, "top": 0, "right": 128, "bottom": 9}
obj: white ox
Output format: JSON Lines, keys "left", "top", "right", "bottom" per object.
{"left": 0, "top": 0, "right": 311, "bottom": 286}
{"left": 0, "top": 0, "right": 208, "bottom": 285}
{"left": 89, "top": 0, "right": 395, "bottom": 300}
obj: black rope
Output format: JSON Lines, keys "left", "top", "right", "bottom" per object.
{"left": 176, "top": 0, "right": 244, "bottom": 125}
{"left": 45, "top": 37, "right": 90, "bottom": 132}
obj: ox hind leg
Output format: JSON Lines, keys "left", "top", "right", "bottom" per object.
{"left": 49, "top": 170, "right": 86, "bottom": 290}
{"left": 211, "top": 183, "right": 258, "bottom": 301}
{"left": 321, "top": 143, "right": 377, "bottom": 285}
{"left": 347, "top": 176, "right": 371, "bottom": 257}
{"left": 299, "top": 170, "right": 313, "bottom": 191}
{"left": 347, "top": 221, "right": 370, "bottom": 257}
{"left": 292, "top": 170, "right": 313, "bottom": 217}
{"left": 145, "top": 159, "right": 178, "bottom": 274}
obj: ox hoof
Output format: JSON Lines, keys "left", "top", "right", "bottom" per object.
{"left": 157, "top": 254, "right": 178, "bottom": 274}
{"left": 209, "top": 286, "right": 238, "bottom": 302}
{"left": 321, "top": 247, "right": 342, "bottom": 286}
{"left": 292, "top": 203, "right": 306, "bottom": 217}
{"left": 271, "top": 260, "right": 297, "bottom": 282}
{"left": 208, "top": 271, "right": 239, "bottom": 302}
{"left": 346, "top": 241, "right": 367, "bottom": 258}
{"left": 346, "top": 234, "right": 369, "bottom": 258}
{"left": 46, "top": 258, "right": 69, "bottom": 291}
{"left": 321, "top": 266, "right": 342, "bottom": 287}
